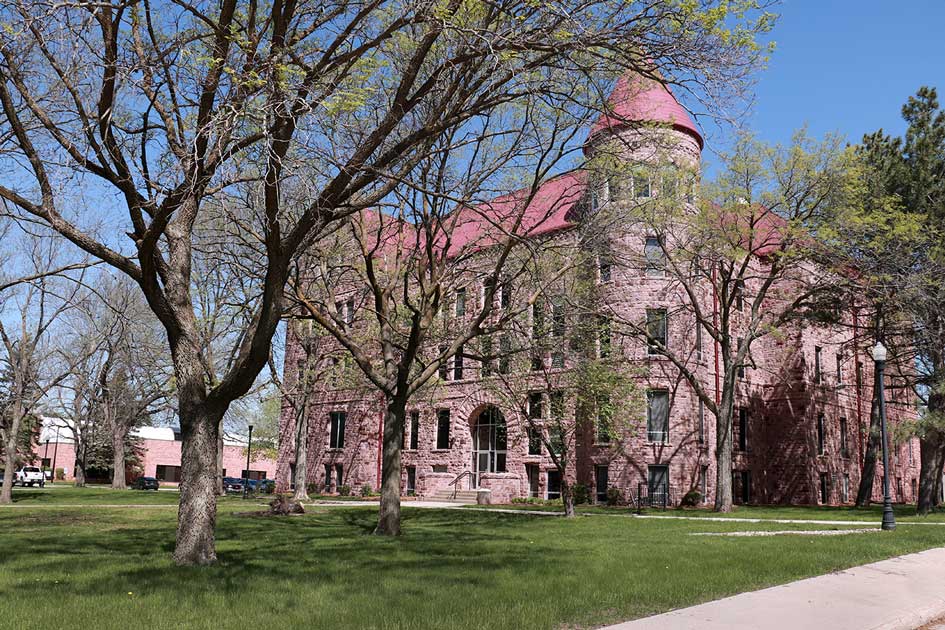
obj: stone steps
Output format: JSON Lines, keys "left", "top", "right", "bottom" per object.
{"left": 428, "top": 488, "right": 480, "bottom": 504}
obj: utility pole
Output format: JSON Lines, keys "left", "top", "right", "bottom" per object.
{"left": 243, "top": 425, "right": 253, "bottom": 500}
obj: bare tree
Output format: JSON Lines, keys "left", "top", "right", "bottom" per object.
{"left": 288, "top": 157, "right": 585, "bottom": 534}
{"left": 270, "top": 325, "right": 343, "bottom": 502}
{"left": 0, "top": 233, "right": 89, "bottom": 503}
{"left": 483, "top": 256, "right": 644, "bottom": 516}
{"left": 0, "top": 0, "right": 773, "bottom": 562}
{"left": 604, "top": 133, "right": 853, "bottom": 511}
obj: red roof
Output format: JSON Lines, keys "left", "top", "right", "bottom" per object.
{"left": 586, "top": 73, "right": 703, "bottom": 151}
{"left": 444, "top": 169, "right": 587, "bottom": 255}
{"left": 348, "top": 170, "right": 587, "bottom": 259}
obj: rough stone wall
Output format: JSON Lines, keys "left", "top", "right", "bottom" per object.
{"left": 278, "top": 123, "right": 922, "bottom": 507}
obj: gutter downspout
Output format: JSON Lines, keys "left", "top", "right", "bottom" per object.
{"left": 712, "top": 267, "right": 721, "bottom": 406}
{"left": 710, "top": 267, "right": 721, "bottom": 505}
{"left": 852, "top": 303, "right": 864, "bottom": 466}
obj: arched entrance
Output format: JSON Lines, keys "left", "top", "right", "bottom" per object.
{"left": 471, "top": 407, "right": 507, "bottom": 488}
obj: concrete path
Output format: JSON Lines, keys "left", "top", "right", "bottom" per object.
{"left": 606, "top": 547, "right": 945, "bottom": 630}
{"left": 630, "top": 513, "right": 945, "bottom": 526}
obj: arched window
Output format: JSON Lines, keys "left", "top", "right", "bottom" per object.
{"left": 472, "top": 407, "right": 507, "bottom": 486}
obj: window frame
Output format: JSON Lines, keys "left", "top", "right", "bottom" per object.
{"left": 596, "top": 395, "right": 612, "bottom": 444}
{"left": 454, "top": 287, "right": 466, "bottom": 317}
{"left": 453, "top": 344, "right": 464, "bottom": 381}
{"left": 644, "top": 236, "right": 664, "bottom": 277}
{"left": 736, "top": 407, "right": 748, "bottom": 452}
{"left": 409, "top": 411, "right": 420, "bottom": 451}
{"left": 816, "top": 413, "right": 826, "bottom": 455}
{"left": 646, "top": 308, "right": 668, "bottom": 355}
{"left": 814, "top": 346, "right": 823, "bottom": 385}
{"left": 436, "top": 409, "right": 451, "bottom": 450}
{"left": 646, "top": 389, "right": 670, "bottom": 444}
{"left": 329, "top": 411, "right": 346, "bottom": 449}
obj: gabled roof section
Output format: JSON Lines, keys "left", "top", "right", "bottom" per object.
{"left": 445, "top": 169, "right": 587, "bottom": 255}
{"left": 586, "top": 72, "right": 704, "bottom": 151}
{"left": 340, "top": 170, "right": 587, "bottom": 261}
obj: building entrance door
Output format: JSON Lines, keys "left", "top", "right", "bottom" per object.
{"left": 471, "top": 407, "right": 507, "bottom": 488}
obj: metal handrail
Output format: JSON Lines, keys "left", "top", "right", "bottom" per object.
{"left": 447, "top": 470, "right": 473, "bottom": 500}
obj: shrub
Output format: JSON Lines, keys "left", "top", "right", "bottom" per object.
{"left": 510, "top": 496, "right": 563, "bottom": 506}
{"left": 680, "top": 489, "right": 702, "bottom": 507}
{"left": 606, "top": 486, "right": 626, "bottom": 507}
{"left": 55, "top": 468, "right": 65, "bottom": 481}
{"left": 306, "top": 482, "right": 320, "bottom": 496}
{"left": 360, "top": 484, "right": 373, "bottom": 497}
{"left": 338, "top": 484, "right": 351, "bottom": 497}
{"left": 572, "top": 483, "right": 591, "bottom": 505}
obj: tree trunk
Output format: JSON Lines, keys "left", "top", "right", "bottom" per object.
{"left": 933, "top": 464, "right": 944, "bottom": 509}
{"left": 917, "top": 394, "right": 945, "bottom": 515}
{"left": 215, "top": 416, "right": 225, "bottom": 496}
{"left": 916, "top": 437, "right": 945, "bottom": 514}
{"left": 855, "top": 366, "right": 884, "bottom": 506}
{"left": 74, "top": 444, "right": 87, "bottom": 487}
{"left": 375, "top": 398, "right": 406, "bottom": 536}
{"left": 561, "top": 474, "right": 576, "bottom": 517}
{"left": 0, "top": 435, "right": 17, "bottom": 504}
{"left": 173, "top": 394, "right": 223, "bottom": 566}
{"left": 293, "top": 410, "right": 310, "bottom": 502}
{"left": 112, "top": 427, "right": 128, "bottom": 490}
{"left": 111, "top": 426, "right": 128, "bottom": 490}
{"left": 713, "top": 389, "right": 735, "bottom": 512}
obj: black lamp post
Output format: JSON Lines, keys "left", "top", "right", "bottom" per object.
{"left": 873, "top": 341, "right": 896, "bottom": 531}
{"left": 243, "top": 424, "right": 253, "bottom": 499}
{"left": 43, "top": 438, "right": 50, "bottom": 483}
{"left": 51, "top": 426, "right": 60, "bottom": 484}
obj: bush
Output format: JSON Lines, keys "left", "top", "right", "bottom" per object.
{"left": 360, "top": 484, "right": 373, "bottom": 497}
{"left": 268, "top": 494, "right": 305, "bottom": 515}
{"left": 510, "top": 496, "right": 562, "bottom": 506}
{"left": 606, "top": 486, "right": 626, "bottom": 507}
{"left": 55, "top": 467, "right": 65, "bottom": 481}
{"left": 572, "top": 483, "right": 591, "bottom": 505}
{"left": 306, "top": 482, "right": 320, "bottom": 496}
{"left": 338, "top": 484, "right": 351, "bottom": 497}
{"left": 680, "top": 489, "right": 702, "bottom": 507}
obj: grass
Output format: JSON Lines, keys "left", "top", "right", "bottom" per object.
{"left": 2, "top": 487, "right": 945, "bottom": 629}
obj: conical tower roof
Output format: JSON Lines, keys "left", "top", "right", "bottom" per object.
{"left": 586, "top": 72, "right": 703, "bottom": 151}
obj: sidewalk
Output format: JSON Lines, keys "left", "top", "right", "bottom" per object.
{"left": 606, "top": 547, "right": 945, "bottom": 630}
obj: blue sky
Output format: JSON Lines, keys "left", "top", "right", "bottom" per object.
{"left": 747, "top": 0, "right": 944, "bottom": 146}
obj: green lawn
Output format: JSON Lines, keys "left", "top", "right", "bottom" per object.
{"left": 2, "top": 488, "right": 944, "bottom": 629}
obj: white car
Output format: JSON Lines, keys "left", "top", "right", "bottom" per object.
{"left": 15, "top": 466, "right": 45, "bottom": 487}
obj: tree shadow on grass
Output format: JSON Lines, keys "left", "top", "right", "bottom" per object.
{"left": 2, "top": 506, "right": 570, "bottom": 604}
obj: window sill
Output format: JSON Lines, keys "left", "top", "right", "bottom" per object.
{"left": 593, "top": 442, "right": 613, "bottom": 447}
{"left": 431, "top": 448, "right": 451, "bottom": 453}
{"left": 326, "top": 447, "right": 345, "bottom": 453}
{"left": 645, "top": 441, "right": 671, "bottom": 447}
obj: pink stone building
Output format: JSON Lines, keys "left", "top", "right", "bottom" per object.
{"left": 277, "top": 71, "right": 920, "bottom": 506}
{"left": 33, "top": 422, "right": 276, "bottom": 484}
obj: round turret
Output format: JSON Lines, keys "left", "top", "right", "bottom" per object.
{"left": 584, "top": 72, "right": 703, "bottom": 168}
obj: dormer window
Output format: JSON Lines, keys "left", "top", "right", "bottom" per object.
{"left": 590, "top": 179, "right": 610, "bottom": 211}
{"left": 644, "top": 236, "right": 665, "bottom": 277}
{"left": 335, "top": 298, "right": 354, "bottom": 326}
{"left": 662, "top": 173, "right": 678, "bottom": 198}
{"left": 633, "top": 174, "right": 651, "bottom": 199}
